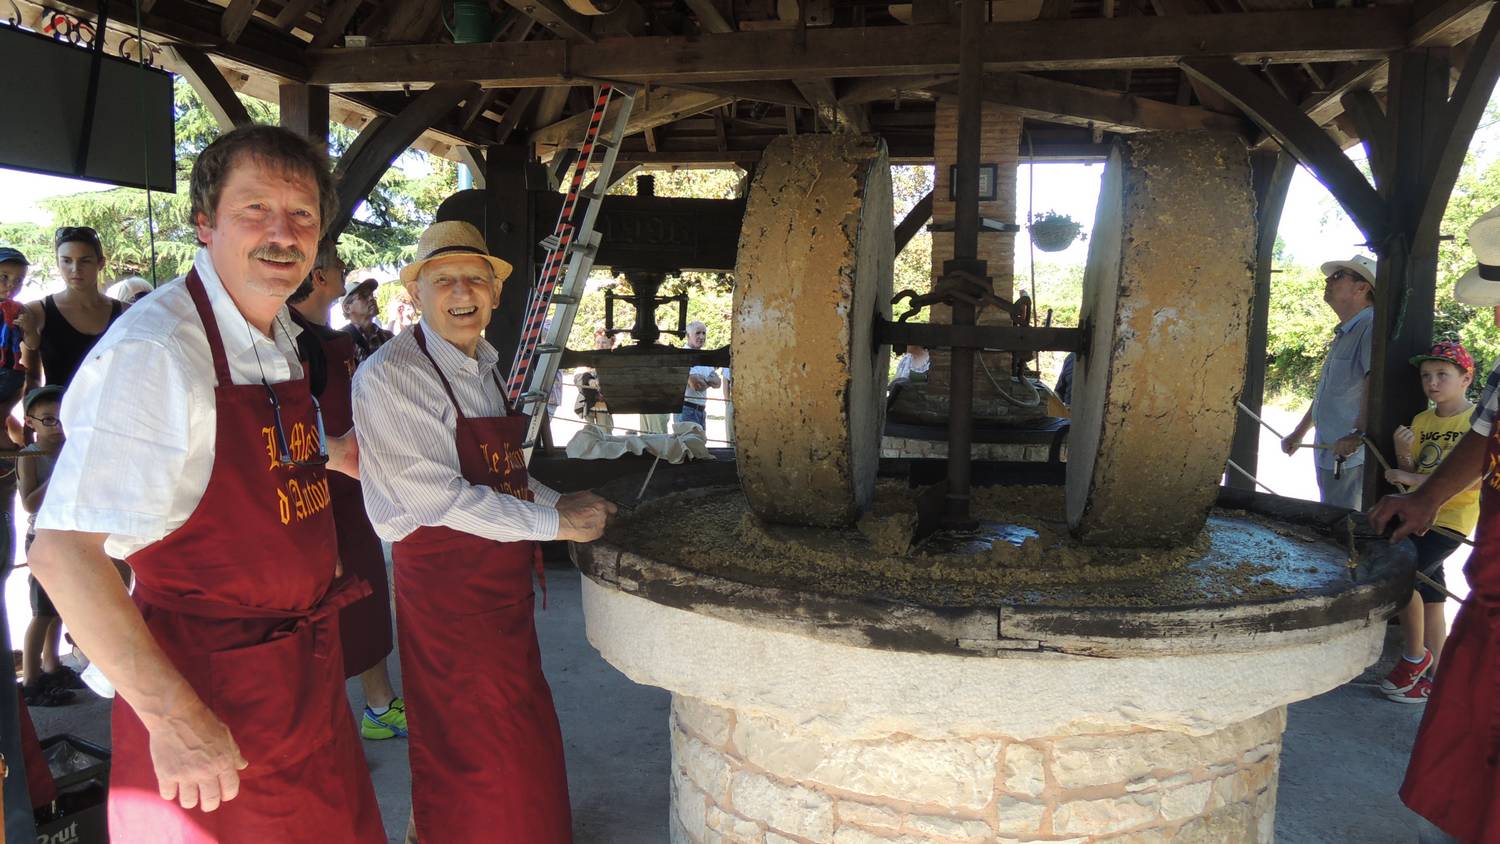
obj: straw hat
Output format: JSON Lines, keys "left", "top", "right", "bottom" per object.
{"left": 1455, "top": 205, "right": 1500, "bottom": 306}
{"left": 399, "top": 221, "right": 513, "bottom": 288}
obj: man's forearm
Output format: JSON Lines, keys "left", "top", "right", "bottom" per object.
{"left": 1410, "top": 431, "right": 1488, "bottom": 508}
{"left": 29, "top": 530, "right": 201, "bottom": 726}
{"left": 1293, "top": 408, "right": 1314, "bottom": 437}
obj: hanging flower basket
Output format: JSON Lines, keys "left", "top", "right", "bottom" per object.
{"left": 1029, "top": 212, "right": 1082, "bottom": 253}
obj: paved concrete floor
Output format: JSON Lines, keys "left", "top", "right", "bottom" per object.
{"left": 21, "top": 567, "right": 1439, "bottom": 843}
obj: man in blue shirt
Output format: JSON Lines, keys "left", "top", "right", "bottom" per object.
{"left": 1282, "top": 254, "right": 1377, "bottom": 509}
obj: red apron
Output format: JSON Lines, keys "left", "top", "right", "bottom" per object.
{"left": 394, "top": 324, "right": 571, "bottom": 843}
{"left": 290, "top": 311, "right": 393, "bottom": 678}
{"left": 107, "top": 270, "right": 384, "bottom": 843}
{"left": 1402, "top": 422, "right": 1500, "bottom": 842}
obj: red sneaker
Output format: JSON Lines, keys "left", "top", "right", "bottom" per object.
{"left": 1381, "top": 650, "right": 1433, "bottom": 694}
{"left": 1387, "top": 676, "right": 1433, "bottom": 704}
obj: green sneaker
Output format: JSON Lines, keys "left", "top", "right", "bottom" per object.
{"left": 360, "top": 697, "right": 408, "bottom": 740}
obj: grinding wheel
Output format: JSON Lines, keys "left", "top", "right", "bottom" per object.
{"left": 732, "top": 135, "right": 894, "bottom": 527}
{"left": 1066, "top": 132, "right": 1257, "bottom": 547}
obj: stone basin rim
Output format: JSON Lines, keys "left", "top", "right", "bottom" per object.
{"left": 575, "top": 490, "right": 1415, "bottom": 659}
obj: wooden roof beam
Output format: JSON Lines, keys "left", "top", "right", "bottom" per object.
{"left": 221, "top": 0, "right": 263, "bottom": 44}
{"left": 496, "top": 0, "right": 596, "bottom": 43}
{"left": 1180, "top": 56, "right": 1387, "bottom": 242}
{"left": 793, "top": 78, "right": 872, "bottom": 132}
{"left": 330, "top": 82, "right": 480, "bottom": 237}
{"left": 306, "top": 7, "right": 1412, "bottom": 90}
{"left": 1413, "top": 0, "right": 1497, "bottom": 46}
{"left": 173, "top": 45, "right": 254, "bottom": 131}
{"left": 929, "top": 72, "right": 1252, "bottom": 134}
{"left": 530, "top": 88, "right": 733, "bottom": 156}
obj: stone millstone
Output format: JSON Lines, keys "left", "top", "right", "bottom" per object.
{"left": 1066, "top": 132, "right": 1257, "bottom": 547}
{"left": 732, "top": 135, "right": 894, "bottom": 527}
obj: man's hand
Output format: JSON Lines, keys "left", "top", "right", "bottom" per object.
{"left": 1333, "top": 434, "right": 1363, "bottom": 459}
{"left": 327, "top": 431, "right": 359, "bottom": 479}
{"left": 1369, "top": 492, "right": 1441, "bottom": 543}
{"left": 145, "top": 698, "right": 249, "bottom": 812}
{"left": 688, "top": 374, "right": 708, "bottom": 392}
{"left": 1280, "top": 432, "right": 1303, "bottom": 456}
{"left": 555, "top": 491, "right": 618, "bottom": 543}
{"left": 1384, "top": 468, "right": 1421, "bottom": 488}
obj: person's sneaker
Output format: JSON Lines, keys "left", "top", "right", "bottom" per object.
{"left": 1381, "top": 650, "right": 1433, "bottom": 694}
{"left": 22, "top": 681, "right": 74, "bottom": 707}
{"left": 1388, "top": 676, "right": 1434, "bottom": 704}
{"left": 360, "top": 698, "right": 408, "bottom": 740}
{"left": 42, "top": 667, "right": 87, "bottom": 691}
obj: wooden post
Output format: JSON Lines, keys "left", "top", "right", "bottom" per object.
{"left": 484, "top": 144, "right": 546, "bottom": 372}
{"left": 279, "top": 83, "right": 330, "bottom": 147}
{"left": 1227, "top": 150, "right": 1294, "bottom": 492}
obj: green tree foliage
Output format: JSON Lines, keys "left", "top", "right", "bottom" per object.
{"left": 9, "top": 78, "right": 456, "bottom": 288}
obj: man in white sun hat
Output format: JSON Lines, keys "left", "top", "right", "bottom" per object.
{"left": 1282, "top": 253, "right": 1378, "bottom": 509}
{"left": 352, "top": 219, "right": 615, "bottom": 843}
{"left": 1373, "top": 205, "right": 1500, "bottom": 843}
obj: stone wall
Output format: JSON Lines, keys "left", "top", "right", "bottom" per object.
{"left": 668, "top": 697, "right": 1283, "bottom": 844}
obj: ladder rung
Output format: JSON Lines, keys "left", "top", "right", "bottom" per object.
{"left": 540, "top": 235, "right": 562, "bottom": 251}
{"left": 537, "top": 344, "right": 562, "bottom": 354}
{"left": 522, "top": 391, "right": 549, "bottom": 402}
{"left": 551, "top": 293, "right": 580, "bottom": 306}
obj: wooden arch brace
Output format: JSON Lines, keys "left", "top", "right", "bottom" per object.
{"left": 1179, "top": 56, "right": 1388, "bottom": 245}
{"left": 172, "top": 45, "right": 252, "bottom": 132}
{"left": 329, "top": 82, "right": 479, "bottom": 238}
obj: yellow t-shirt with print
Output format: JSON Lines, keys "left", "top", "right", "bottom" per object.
{"left": 1410, "top": 404, "right": 1480, "bottom": 535}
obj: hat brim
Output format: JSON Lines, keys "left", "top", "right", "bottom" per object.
{"left": 1409, "top": 353, "right": 1472, "bottom": 371}
{"left": 1320, "top": 260, "right": 1376, "bottom": 287}
{"left": 399, "top": 253, "right": 513, "bottom": 289}
{"left": 1456, "top": 265, "right": 1500, "bottom": 307}
{"left": 344, "top": 279, "right": 379, "bottom": 301}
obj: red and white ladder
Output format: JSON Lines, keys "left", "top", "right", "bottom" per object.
{"left": 505, "top": 84, "right": 637, "bottom": 451}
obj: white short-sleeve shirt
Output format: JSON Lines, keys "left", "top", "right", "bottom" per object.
{"left": 35, "top": 249, "right": 306, "bottom": 559}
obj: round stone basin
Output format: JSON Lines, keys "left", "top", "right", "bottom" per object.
{"left": 574, "top": 478, "right": 1415, "bottom": 844}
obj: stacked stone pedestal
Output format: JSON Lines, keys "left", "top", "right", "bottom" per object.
{"left": 670, "top": 697, "right": 1282, "bottom": 844}
{"left": 583, "top": 573, "right": 1390, "bottom": 844}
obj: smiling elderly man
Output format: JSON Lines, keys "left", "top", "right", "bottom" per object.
{"left": 28, "top": 125, "right": 383, "bottom": 842}
{"left": 352, "top": 220, "right": 614, "bottom": 843}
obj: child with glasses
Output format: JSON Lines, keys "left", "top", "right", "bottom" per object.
{"left": 0, "top": 248, "right": 30, "bottom": 433}
{"left": 18, "top": 386, "right": 79, "bottom": 706}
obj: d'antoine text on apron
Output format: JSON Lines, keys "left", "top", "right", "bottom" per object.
{"left": 479, "top": 441, "right": 534, "bottom": 501}
{"left": 261, "top": 420, "right": 333, "bottom": 525}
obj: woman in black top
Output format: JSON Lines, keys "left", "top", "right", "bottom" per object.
{"left": 17, "top": 227, "right": 126, "bottom": 387}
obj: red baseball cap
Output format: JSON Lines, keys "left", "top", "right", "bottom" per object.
{"left": 1410, "top": 340, "right": 1474, "bottom": 373}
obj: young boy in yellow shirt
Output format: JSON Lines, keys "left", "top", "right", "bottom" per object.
{"left": 1381, "top": 340, "right": 1480, "bottom": 703}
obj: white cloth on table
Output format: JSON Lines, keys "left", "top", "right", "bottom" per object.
{"left": 36, "top": 249, "right": 306, "bottom": 559}
{"left": 351, "top": 318, "right": 560, "bottom": 544}
{"left": 565, "top": 422, "right": 714, "bottom": 463}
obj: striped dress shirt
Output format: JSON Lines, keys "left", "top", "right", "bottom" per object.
{"left": 351, "top": 319, "right": 560, "bottom": 544}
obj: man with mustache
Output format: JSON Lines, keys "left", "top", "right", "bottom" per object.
{"left": 27, "top": 125, "right": 384, "bottom": 843}
{"left": 353, "top": 220, "right": 614, "bottom": 842}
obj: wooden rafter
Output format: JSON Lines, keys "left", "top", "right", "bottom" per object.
{"left": 173, "top": 45, "right": 253, "bottom": 131}
{"left": 530, "top": 88, "right": 733, "bottom": 155}
{"left": 329, "top": 82, "right": 480, "bottom": 237}
{"left": 1419, "top": 6, "right": 1500, "bottom": 241}
{"left": 497, "top": 0, "right": 595, "bottom": 43}
{"left": 311, "top": 0, "right": 362, "bottom": 48}
{"left": 271, "top": 0, "right": 317, "bottom": 32}
{"left": 838, "top": 75, "right": 954, "bottom": 107}
{"left": 381, "top": 0, "right": 443, "bottom": 42}
{"left": 495, "top": 88, "right": 540, "bottom": 144}
{"left": 684, "top": 0, "right": 734, "bottom": 33}
{"left": 1179, "top": 56, "right": 1387, "bottom": 242}
{"left": 928, "top": 72, "right": 1250, "bottom": 134}
{"left": 280, "top": 82, "right": 331, "bottom": 145}
{"left": 793, "top": 78, "right": 871, "bottom": 132}
{"left": 1413, "top": 0, "right": 1497, "bottom": 46}
{"left": 1339, "top": 89, "right": 1390, "bottom": 191}
{"left": 1148, "top": 0, "right": 1242, "bottom": 115}
{"left": 306, "top": 7, "right": 1411, "bottom": 90}
{"left": 221, "top": 0, "right": 262, "bottom": 43}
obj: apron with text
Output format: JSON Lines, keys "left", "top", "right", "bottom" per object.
{"left": 291, "top": 310, "right": 393, "bottom": 677}
{"left": 394, "top": 324, "right": 571, "bottom": 843}
{"left": 1402, "top": 418, "right": 1500, "bottom": 842}
{"left": 108, "top": 270, "right": 384, "bottom": 843}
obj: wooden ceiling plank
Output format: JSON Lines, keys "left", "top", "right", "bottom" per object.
{"left": 496, "top": 0, "right": 595, "bottom": 43}
{"left": 272, "top": 0, "right": 317, "bottom": 32}
{"left": 1180, "top": 55, "right": 1386, "bottom": 242}
{"left": 173, "top": 45, "right": 254, "bottom": 131}
{"left": 311, "top": 0, "right": 362, "bottom": 48}
{"left": 305, "top": 7, "right": 1413, "bottom": 90}
{"left": 684, "top": 0, "right": 735, "bottom": 33}
{"left": 1413, "top": 0, "right": 1496, "bottom": 47}
{"left": 495, "top": 88, "right": 541, "bottom": 144}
